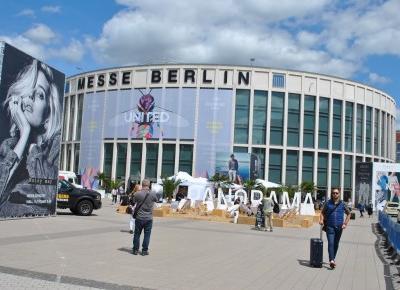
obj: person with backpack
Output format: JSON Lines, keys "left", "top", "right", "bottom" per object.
{"left": 319, "top": 188, "right": 351, "bottom": 269}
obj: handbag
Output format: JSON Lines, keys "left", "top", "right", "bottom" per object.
{"left": 132, "top": 192, "right": 150, "bottom": 219}
{"left": 322, "top": 201, "right": 342, "bottom": 232}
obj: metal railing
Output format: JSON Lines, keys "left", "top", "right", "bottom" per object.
{"left": 378, "top": 211, "right": 400, "bottom": 253}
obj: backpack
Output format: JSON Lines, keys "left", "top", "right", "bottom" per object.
{"left": 273, "top": 200, "right": 280, "bottom": 214}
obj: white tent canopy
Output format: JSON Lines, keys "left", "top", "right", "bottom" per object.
{"left": 255, "top": 179, "right": 281, "bottom": 189}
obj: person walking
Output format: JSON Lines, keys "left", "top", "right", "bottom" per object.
{"left": 262, "top": 196, "right": 274, "bottom": 232}
{"left": 358, "top": 202, "right": 365, "bottom": 217}
{"left": 319, "top": 188, "right": 351, "bottom": 269}
{"left": 111, "top": 188, "right": 117, "bottom": 204}
{"left": 132, "top": 179, "right": 158, "bottom": 256}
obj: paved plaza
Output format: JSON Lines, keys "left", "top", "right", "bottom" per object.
{"left": 0, "top": 202, "right": 393, "bottom": 290}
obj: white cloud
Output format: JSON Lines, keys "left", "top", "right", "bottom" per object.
{"left": 41, "top": 5, "right": 61, "bottom": 13}
{"left": 368, "top": 72, "right": 390, "bottom": 84}
{"left": 24, "top": 24, "right": 56, "bottom": 44}
{"left": 49, "top": 39, "right": 84, "bottom": 63}
{"left": 16, "top": 9, "right": 35, "bottom": 17}
{"left": 0, "top": 25, "right": 84, "bottom": 63}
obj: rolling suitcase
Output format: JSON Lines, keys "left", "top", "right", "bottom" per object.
{"left": 310, "top": 227, "right": 323, "bottom": 267}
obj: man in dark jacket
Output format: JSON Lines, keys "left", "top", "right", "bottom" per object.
{"left": 319, "top": 188, "right": 351, "bottom": 269}
{"left": 132, "top": 179, "right": 158, "bottom": 256}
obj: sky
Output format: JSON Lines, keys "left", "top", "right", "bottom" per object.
{"left": 0, "top": 0, "right": 399, "bottom": 124}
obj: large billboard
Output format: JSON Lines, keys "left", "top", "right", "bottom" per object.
{"left": 0, "top": 42, "right": 64, "bottom": 218}
{"left": 355, "top": 162, "right": 373, "bottom": 208}
{"left": 373, "top": 162, "right": 400, "bottom": 211}
{"left": 215, "top": 152, "right": 260, "bottom": 182}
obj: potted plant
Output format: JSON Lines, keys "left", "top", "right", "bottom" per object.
{"left": 161, "top": 177, "right": 181, "bottom": 203}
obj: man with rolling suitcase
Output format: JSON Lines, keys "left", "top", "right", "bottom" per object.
{"left": 318, "top": 188, "right": 351, "bottom": 269}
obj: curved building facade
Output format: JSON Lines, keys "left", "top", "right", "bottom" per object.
{"left": 61, "top": 64, "right": 397, "bottom": 200}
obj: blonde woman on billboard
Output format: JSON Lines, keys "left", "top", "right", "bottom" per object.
{"left": 0, "top": 59, "right": 61, "bottom": 216}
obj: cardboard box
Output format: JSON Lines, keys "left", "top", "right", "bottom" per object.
{"left": 211, "top": 209, "right": 227, "bottom": 218}
{"left": 117, "top": 205, "right": 128, "bottom": 214}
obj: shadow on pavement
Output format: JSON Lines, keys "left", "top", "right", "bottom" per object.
{"left": 56, "top": 212, "right": 98, "bottom": 217}
{"left": 297, "top": 259, "right": 331, "bottom": 270}
{"left": 117, "top": 247, "right": 132, "bottom": 254}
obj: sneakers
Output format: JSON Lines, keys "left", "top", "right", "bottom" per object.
{"left": 132, "top": 249, "right": 139, "bottom": 255}
{"left": 141, "top": 250, "right": 149, "bottom": 256}
{"left": 329, "top": 260, "right": 336, "bottom": 269}
{"left": 129, "top": 230, "right": 133, "bottom": 234}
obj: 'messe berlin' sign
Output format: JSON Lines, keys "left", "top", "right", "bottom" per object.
{"left": 76, "top": 68, "right": 252, "bottom": 90}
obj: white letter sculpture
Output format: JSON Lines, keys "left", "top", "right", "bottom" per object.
{"left": 268, "top": 191, "right": 278, "bottom": 204}
{"left": 234, "top": 189, "right": 248, "bottom": 204}
{"left": 203, "top": 187, "right": 215, "bottom": 211}
{"left": 217, "top": 188, "right": 228, "bottom": 210}
{"left": 281, "top": 191, "right": 291, "bottom": 210}
{"left": 292, "top": 192, "right": 301, "bottom": 213}
{"left": 299, "top": 192, "right": 315, "bottom": 215}
{"left": 251, "top": 190, "right": 263, "bottom": 207}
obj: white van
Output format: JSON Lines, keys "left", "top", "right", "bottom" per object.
{"left": 58, "top": 171, "right": 82, "bottom": 188}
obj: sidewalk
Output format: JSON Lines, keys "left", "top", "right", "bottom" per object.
{"left": 0, "top": 204, "right": 389, "bottom": 290}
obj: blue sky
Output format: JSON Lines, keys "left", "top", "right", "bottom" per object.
{"left": 0, "top": 0, "right": 399, "bottom": 121}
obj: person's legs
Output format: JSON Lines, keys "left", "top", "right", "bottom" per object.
{"left": 129, "top": 216, "right": 135, "bottom": 233}
{"left": 333, "top": 226, "right": 343, "bottom": 260}
{"left": 133, "top": 219, "right": 144, "bottom": 252}
{"left": 141, "top": 219, "right": 153, "bottom": 253}
{"left": 326, "top": 226, "right": 335, "bottom": 262}
{"left": 266, "top": 213, "right": 273, "bottom": 231}
{"left": 228, "top": 170, "right": 234, "bottom": 182}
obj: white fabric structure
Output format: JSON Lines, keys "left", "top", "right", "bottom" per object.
{"left": 255, "top": 179, "right": 281, "bottom": 189}
{"left": 300, "top": 193, "right": 315, "bottom": 215}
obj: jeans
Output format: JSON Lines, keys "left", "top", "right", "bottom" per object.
{"left": 265, "top": 212, "right": 273, "bottom": 230}
{"left": 228, "top": 170, "right": 237, "bottom": 182}
{"left": 326, "top": 225, "right": 343, "bottom": 261}
{"left": 133, "top": 219, "right": 153, "bottom": 252}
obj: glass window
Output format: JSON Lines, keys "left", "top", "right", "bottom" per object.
{"left": 234, "top": 89, "right": 250, "bottom": 144}
{"left": 345, "top": 102, "right": 353, "bottom": 152}
{"left": 344, "top": 155, "right": 353, "bottom": 189}
{"left": 60, "top": 144, "right": 65, "bottom": 170}
{"left": 162, "top": 144, "right": 175, "bottom": 177}
{"left": 366, "top": 107, "right": 372, "bottom": 155}
{"left": 179, "top": 144, "right": 193, "bottom": 175}
{"left": 145, "top": 144, "right": 158, "bottom": 179}
{"left": 269, "top": 149, "right": 282, "bottom": 184}
{"left": 233, "top": 146, "right": 248, "bottom": 153}
{"left": 272, "top": 74, "right": 285, "bottom": 88}
{"left": 317, "top": 153, "right": 328, "bottom": 187}
{"left": 103, "top": 143, "right": 113, "bottom": 178}
{"left": 287, "top": 93, "right": 300, "bottom": 147}
{"left": 374, "top": 109, "right": 379, "bottom": 155}
{"left": 65, "top": 81, "right": 70, "bottom": 94}
{"left": 286, "top": 150, "right": 298, "bottom": 186}
{"left": 62, "top": 97, "right": 69, "bottom": 141}
{"left": 381, "top": 112, "right": 385, "bottom": 157}
{"left": 130, "top": 143, "right": 142, "bottom": 179}
{"left": 76, "top": 94, "right": 84, "bottom": 141}
{"left": 116, "top": 143, "right": 127, "bottom": 179}
{"left": 356, "top": 104, "right": 364, "bottom": 153}
{"left": 318, "top": 97, "right": 329, "bottom": 149}
{"left": 74, "top": 144, "right": 80, "bottom": 173}
{"left": 303, "top": 95, "right": 315, "bottom": 148}
{"left": 68, "top": 95, "right": 75, "bottom": 141}
{"left": 302, "top": 152, "right": 314, "bottom": 183}
{"left": 332, "top": 100, "right": 342, "bottom": 151}
{"left": 252, "top": 90, "right": 268, "bottom": 144}
{"left": 331, "top": 154, "right": 341, "bottom": 187}
{"left": 67, "top": 144, "right": 72, "bottom": 171}
{"left": 270, "top": 92, "right": 284, "bottom": 145}
{"left": 252, "top": 147, "right": 265, "bottom": 179}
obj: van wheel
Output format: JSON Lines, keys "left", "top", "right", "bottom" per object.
{"left": 76, "top": 200, "right": 93, "bottom": 216}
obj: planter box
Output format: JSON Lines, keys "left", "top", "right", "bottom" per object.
{"left": 237, "top": 215, "right": 255, "bottom": 225}
{"left": 211, "top": 209, "right": 227, "bottom": 218}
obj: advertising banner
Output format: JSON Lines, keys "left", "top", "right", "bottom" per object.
{"left": 373, "top": 162, "right": 400, "bottom": 211}
{"left": 215, "top": 152, "right": 260, "bottom": 183}
{"left": 354, "top": 162, "right": 372, "bottom": 208}
{"left": 195, "top": 89, "right": 233, "bottom": 177}
{"left": 0, "top": 42, "right": 64, "bottom": 218}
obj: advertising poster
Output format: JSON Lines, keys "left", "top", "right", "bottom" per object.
{"left": 354, "top": 162, "right": 372, "bottom": 208}
{"left": 215, "top": 152, "right": 260, "bottom": 183}
{"left": 0, "top": 42, "right": 64, "bottom": 218}
{"left": 373, "top": 162, "right": 400, "bottom": 211}
{"left": 195, "top": 89, "right": 233, "bottom": 177}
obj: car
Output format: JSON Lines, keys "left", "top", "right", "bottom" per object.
{"left": 57, "top": 179, "right": 102, "bottom": 216}
{"left": 384, "top": 201, "right": 400, "bottom": 217}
